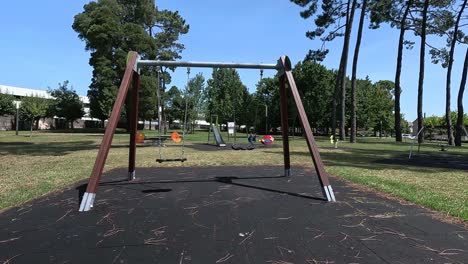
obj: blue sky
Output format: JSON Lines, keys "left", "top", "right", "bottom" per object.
{"left": 0, "top": 0, "right": 466, "bottom": 122}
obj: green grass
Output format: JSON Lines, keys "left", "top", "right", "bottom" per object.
{"left": 0, "top": 129, "right": 467, "bottom": 220}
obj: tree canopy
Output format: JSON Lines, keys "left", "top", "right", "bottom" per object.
{"left": 186, "top": 73, "right": 205, "bottom": 132}
{"left": 0, "top": 91, "right": 16, "bottom": 116}
{"left": 255, "top": 61, "right": 397, "bottom": 136}
{"left": 204, "top": 68, "right": 249, "bottom": 125}
{"left": 72, "top": 0, "right": 189, "bottom": 123}
{"left": 48, "top": 81, "right": 85, "bottom": 129}
{"left": 20, "top": 95, "right": 50, "bottom": 137}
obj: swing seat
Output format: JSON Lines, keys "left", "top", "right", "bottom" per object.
{"left": 156, "top": 158, "right": 187, "bottom": 163}
{"left": 231, "top": 143, "right": 256, "bottom": 150}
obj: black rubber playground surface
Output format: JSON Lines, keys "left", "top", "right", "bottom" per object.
{"left": 1, "top": 166, "right": 467, "bottom": 263}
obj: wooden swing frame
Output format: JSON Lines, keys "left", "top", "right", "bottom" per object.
{"left": 79, "top": 51, "right": 336, "bottom": 212}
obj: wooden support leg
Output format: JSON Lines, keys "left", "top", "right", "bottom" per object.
{"left": 279, "top": 74, "right": 291, "bottom": 176}
{"left": 285, "top": 70, "right": 335, "bottom": 201}
{"left": 278, "top": 55, "right": 335, "bottom": 201}
{"left": 79, "top": 52, "right": 139, "bottom": 212}
{"left": 128, "top": 73, "right": 140, "bottom": 181}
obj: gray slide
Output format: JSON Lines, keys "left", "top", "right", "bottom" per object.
{"left": 212, "top": 124, "right": 226, "bottom": 147}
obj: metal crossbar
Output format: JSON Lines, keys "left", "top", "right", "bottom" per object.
{"left": 137, "top": 60, "right": 280, "bottom": 70}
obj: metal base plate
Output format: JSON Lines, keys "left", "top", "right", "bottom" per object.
{"left": 128, "top": 171, "right": 136, "bottom": 181}
{"left": 323, "top": 185, "right": 336, "bottom": 202}
{"left": 79, "top": 192, "right": 96, "bottom": 212}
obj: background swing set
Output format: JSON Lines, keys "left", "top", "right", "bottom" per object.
{"left": 79, "top": 51, "right": 336, "bottom": 212}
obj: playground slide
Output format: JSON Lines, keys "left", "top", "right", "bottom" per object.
{"left": 212, "top": 124, "right": 226, "bottom": 147}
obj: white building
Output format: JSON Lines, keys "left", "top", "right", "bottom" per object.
{"left": 0, "top": 84, "right": 95, "bottom": 130}
{"left": 1, "top": 84, "right": 212, "bottom": 131}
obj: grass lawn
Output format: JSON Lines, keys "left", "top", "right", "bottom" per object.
{"left": 0, "top": 129, "right": 467, "bottom": 220}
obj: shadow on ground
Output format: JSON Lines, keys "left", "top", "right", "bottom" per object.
{"left": 184, "top": 143, "right": 281, "bottom": 152}
{"left": 0, "top": 139, "right": 160, "bottom": 156}
{"left": 0, "top": 141, "right": 98, "bottom": 156}
{"left": 264, "top": 145, "right": 468, "bottom": 172}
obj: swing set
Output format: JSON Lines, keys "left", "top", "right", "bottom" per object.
{"left": 154, "top": 67, "right": 191, "bottom": 163}
{"left": 79, "top": 51, "right": 336, "bottom": 212}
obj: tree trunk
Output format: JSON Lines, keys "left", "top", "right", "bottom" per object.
{"left": 340, "top": 0, "right": 358, "bottom": 140}
{"left": 455, "top": 47, "right": 468, "bottom": 146}
{"left": 394, "top": 0, "right": 412, "bottom": 142}
{"left": 350, "top": 0, "right": 367, "bottom": 143}
{"left": 446, "top": 0, "right": 467, "bottom": 145}
{"left": 71, "top": 120, "right": 74, "bottom": 129}
{"left": 30, "top": 118, "right": 34, "bottom": 137}
{"left": 417, "top": 0, "right": 429, "bottom": 144}
{"left": 332, "top": 59, "right": 344, "bottom": 141}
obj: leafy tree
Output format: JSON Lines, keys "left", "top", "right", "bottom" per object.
{"left": 293, "top": 61, "right": 335, "bottom": 131}
{"left": 421, "top": 110, "right": 468, "bottom": 145}
{"left": 412, "top": 0, "right": 454, "bottom": 143}
{"left": 255, "top": 77, "right": 281, "bottom": 133}
{"left": 355, "top": 78, "right": 375, "bottom": 130}
{"left": 185, "top": 73, "right": 205, "bottom": 132}
{"left": 240, "top": 91, "right": 258, "bottom": 132}
{"left": 138, "top": 74, "right": 157, "bottom": 129}
{"left": 291, "top": 0, "right": 359, "bottom": 140}
{"left": 354, "top": 79, "right": 394, "bottom": 135}
{"left": 456, "top": 47, "right": 468, "bottom": 146}
{"left": 416, "top": 0, "right": 430, "bottom": 144}
{"left": 444, "top": 0, "right": 466, "bottom": 145}
{"left": 236, "top": 90, "right": 255, "bottom": 129}
{"left": 424, "top": 115, "right": 444, "bottom": 127}
{"left": 400, "top": 114, "right": 412, "bottom": 134}
{"left": 254, "top": 62, "right": 397, "bottom": 138}
{"left": 369, "top": 0, "right": 452, "bottom": 142}
{"left": 428, "top": 0, "right": 466, "bottom": 145}
{"left": 395, "top": 0, "right": 414, "bottom": 142}
{"left": 205, "top": 68, "right": 248, "bottom": 126}
{"left": 338, "top": 0, "right": 358, "bottom": 140}
{"left": 20, "top": 95, "right": 50, "bottom": 137}
{"left": 350, "top": 0, "right": 368, "bottom": 143}
{"left": 73, "top": 0, "right": 189, "bottom": 125}
{"left": 369, "top": 0, "right": 415, "bottom": 142}
{"left": 48, "top": 81, "right": 85, "bottom": 129}
{"left": 161, "top": 85, "right": 183, "bottom": 129}
{"left": 0, "top": 91, "right": 16, "bottom": 116}
{"left": 371, "top": 81, "right": 394, "bottom": 136}
{"left": 424, "top": 115, "right": 443, "bottom": 140}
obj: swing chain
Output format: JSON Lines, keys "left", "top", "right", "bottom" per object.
{"left": 181, "top": 67, "right": 190, "bottom": 159}
{"left": 157, "top": 68, "right": 163, "bottom": 160}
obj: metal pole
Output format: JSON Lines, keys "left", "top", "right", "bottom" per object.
{"left": 279, "top": 74, "right": 291, "bottom": 177}
{"left": 208, "top": 115, "right": 212, "bottom": 144}
{"left": 157, "top": 69, "right": 162, "bottom": 136}
{"left": 15, "top": 104, "right": 19, "bottom": 136}
{"left": 128, "top": 72, "right": 140, "bottom": 181}
{"left": 265, "top": 104, "right": 268, "bottom": 135}
{"left": 380, "top": 120, "right": 382, "bottom": 138}
{"left": 137, "top": 60, "right": 280, "bottom": 70}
